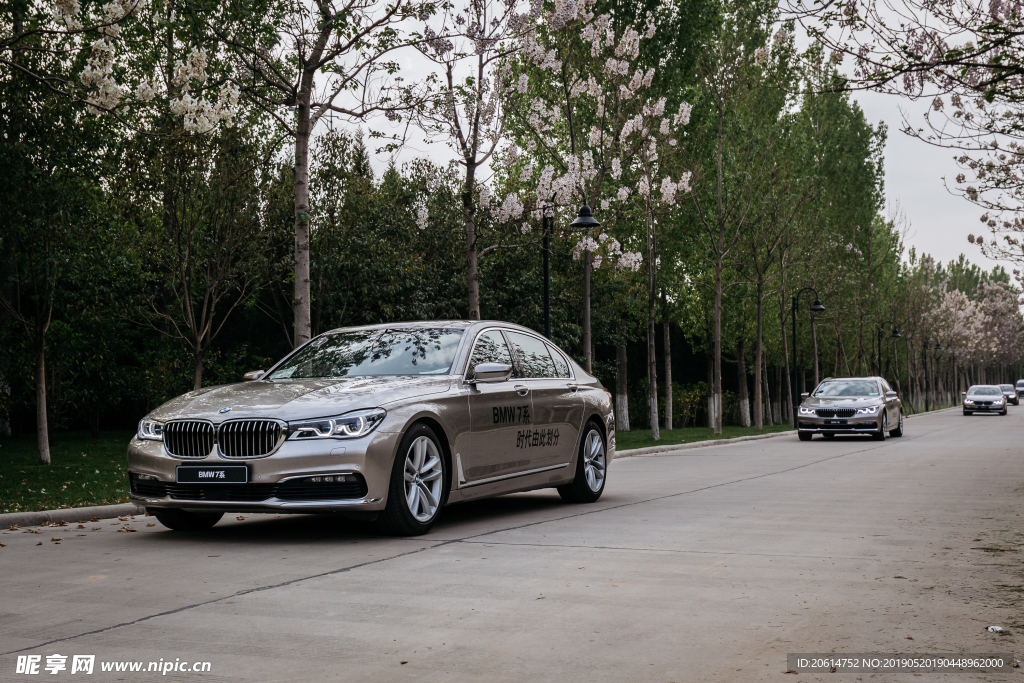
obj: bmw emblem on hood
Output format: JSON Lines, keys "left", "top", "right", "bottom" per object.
{"left": 219, "top": 407, "right": 232, "bottom": 414}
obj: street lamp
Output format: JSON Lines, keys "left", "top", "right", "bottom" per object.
{"left": 568, "top": 203, "right": 600, "bottom": 347}
{"left": 877, "top": 321, "right": 901, "bottom": 377}
{"left": 791, "top": 287, "right": 825, "bottom": 423}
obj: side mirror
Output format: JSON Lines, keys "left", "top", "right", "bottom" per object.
{"left": 469, "top": 363, "right": 512, "bottom": 384}
{"left": 885, "top": 390, "right": 898, "bottom": 399}
{"left": 800, "top": 392, "right": 809, "bottom": 399}
{"left": 243, "top": 370, "right": 265, "bottom": 381}
{"left": 961, "top": 391, "right": 967, "bottom": 396}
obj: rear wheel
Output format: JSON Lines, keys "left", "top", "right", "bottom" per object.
{"left": 376, "top": 423, "right": 447, "bottom": 536}
{"left": 890, "top": 411, "right": 904, "bottom": 437}
{"left": 557, "top": 420, "right": 606, "bottom": 504}
{"left": 150, "top": 508, "right": 223, "bottom": 531}
{"left": 797, "top": 432, "right": 812, "bottom": 441}
{"left": 873, "top": 413, "right": 887, "bottom": 441}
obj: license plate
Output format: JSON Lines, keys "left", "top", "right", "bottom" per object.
{"left": 176, "top": 466, "right": 248, "bottom": 484}
{"left": 824, "top": 419, "right": 845, "bottom": 425}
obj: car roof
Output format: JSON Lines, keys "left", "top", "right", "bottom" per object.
{"left": 818, "top": 377, "right": 882, "bottom": 382}
{"left": 318, "top": 320, "right": 554, "bottom": 339}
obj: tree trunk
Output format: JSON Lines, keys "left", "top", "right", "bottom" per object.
{"left": 773, "top": 364, "right": 782, "bottom": 424}
{"left": 762, "top": 360, "right": 774, "bottom": 426}
{"left": 662, "top": 292, "right": 672, "bottom": 431}
{"left": 713, "top": 253, "right": 723, "bottom": 434}
{"left": 292, "top": 89, "right": 313, "bottom": 348}
{"left": 646, "top": 213, "right": 659, "bottom": 440}
{"left": 193, "top": 349, "right": 204, "bottom": 391}
{"left": 706, "top": 341, "right": 716, "bottom": 428}
{"left": 463, "top": 165, "right": 481, "bottom": 320}
{"left": 780, "top": 289, "right": 794, "bottom": 427}
{"left": 36, "top": 342, "right": 50, "bottom": 465}
{"left": 615, "top": 344, "right": 630, "bottom": 432}
{"left": 737, "top": 337, "right": 750, "bottom": 427}
{"left": 753, "top": 285, "right": 764, "bottom": 429}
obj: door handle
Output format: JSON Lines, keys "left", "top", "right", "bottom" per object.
{"left": 514, "top": 384, "right": 530, "bottom": 396}
{"left": 567, "top": 383, "right": 579, "bottom": 393}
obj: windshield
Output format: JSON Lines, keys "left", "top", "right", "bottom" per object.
{"left": 967, "top": 386, "right": 1001, "bottom": 396}
{"left": 812, "top": 380, "right": 880, "bottom": 398}
{"left": 267, "top": 329, "right": 463, "bottom": 379}
{"left": 1000, "top": 384, "right": 1014, "bottom": 391}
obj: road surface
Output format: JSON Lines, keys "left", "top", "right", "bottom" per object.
{"left": 1, "top": 408, "right": 1022, "bottom": 681}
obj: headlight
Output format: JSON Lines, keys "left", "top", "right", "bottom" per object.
{"left": 964, "top": 399, "right": 974, "bottom": 404}
{"left": 798, "top": 406, "right": 816, "bottom": 415}
{"left": 137, "top": 416, "right": 164, "bottom": 441}
{"left": 856, "top": 405, "right": 878, "bottom": 414}
{"left": 288, "top": 408, "right": 386, "bottom": 440}
{"left": 994, "top": 399, "right": 1003, "bottom": 405}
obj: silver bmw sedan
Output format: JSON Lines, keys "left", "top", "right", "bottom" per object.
{"left": 128, "top": 321, "right": 614, "bottom": 535}
{"left": 795, "top": 376, "right": 903, "bottom": 441}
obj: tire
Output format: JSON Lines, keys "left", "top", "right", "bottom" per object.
{"left": 374, "top": 423, "right": 446, "bottom": 536}
{"left": 873, "top": 413, "right": 887, "bottom": 441}
{"left": 1001, "top": 408, "right": 1008, "bottom": 416}
{"left": 890, "top": 410, "right": 904, "bottom": 437}
{"left": 963, "top": 409, "right": 972, "bottom": 415}
{"left": 557, "top": 420, "right": 607, "bottom": 503}
{"left": 376, "top": 422, "right": 448, "bottom": 536}
{"left": 798, "top": 432, "right": 812, "bottom": 441}
{"left": 822, "top": 433, "right": 835, "bottom": 439}
{"left": 150, "top": 508, "right": 223, "bottom": 531}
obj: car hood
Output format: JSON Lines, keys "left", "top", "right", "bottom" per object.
{"left": 801, "top": 396, "right": 884, "bottom": 408}
{"left": 149, "top": 376, "right": 453, "bottom": 423}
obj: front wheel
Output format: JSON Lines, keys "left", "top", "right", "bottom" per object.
{"left": 150, "top": 508, "right": 223, "bottom": 531}
{"left": 889, "top": 410, "right": 904, "bottom": 437}
{"left": 557, "top": 420, "right": 607, "bottom": 503}
{"left": 376, "top": 423, "right": 447, "bottom": 536}
{"left": 963, "top": 409, "right": 972, "bottom": 416}
{"left": 797, "top": 432, "right": 812, "bottom": 441}
{"left": 1001, "top": 408, "right": 1008, "bottom": 415}
{"left": 873, "top": 413, "right": 887, "bottom": 441}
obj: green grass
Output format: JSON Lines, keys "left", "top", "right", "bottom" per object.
{"left": 614, "top": 424, "right": 794, "bottom": 451}
{"left": 0, "top": 431, "right": 134, "bottom": 514}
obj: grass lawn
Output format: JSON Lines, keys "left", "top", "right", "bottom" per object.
{"left": 0, "top": 431, "right": 134, "bottom": 514}
{"left": 614, "top": 424, "right": 793, "bottom": 452}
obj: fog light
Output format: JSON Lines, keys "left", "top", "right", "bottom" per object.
{"left": 135, "top": 473, "right": 159, "bottom": 482}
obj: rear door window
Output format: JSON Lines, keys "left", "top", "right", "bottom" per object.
{"left": 506, "top": 332, "right": 558, "bottom": 378}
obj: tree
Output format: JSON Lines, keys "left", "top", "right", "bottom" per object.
{"left": 0, "top": 74, "right": 107, "bottom": 463}
{"left": 120, "top": 128, "right": 277, "bottom": 390}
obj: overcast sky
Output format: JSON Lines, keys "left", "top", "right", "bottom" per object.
{"left": 853, "top": 90, "right": 1001, "bottom": 271}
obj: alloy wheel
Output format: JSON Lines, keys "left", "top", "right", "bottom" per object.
{"left": 583, "top": 430, "right": 606, "bottom": 492}
{"left": 403, "top": 436, "right": 443, "bottom": 522}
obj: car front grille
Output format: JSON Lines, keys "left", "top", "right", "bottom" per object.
{"left": 163, "top": 421, "right": 215, "bottom": 458}
{"left": 217, "top": 420, "right": 284, "bottom": 458}
{"left": 815, "top": 408, "right": 856, "bottom": 418}
{"left": 130, "top": 473, "right": 367, "bottom": 502}
{"left": 974, "top": 400, "right": 993, "bottom": 406}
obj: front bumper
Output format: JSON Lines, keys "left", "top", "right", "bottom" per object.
{"left": 963, "top": 402, "right": 1005, "bottom": 411}
{"left": 126, "top": 431, "right": 401, "bottom": 513}
{"left": 797, "top": 413, "right": 882, "bottom": 434}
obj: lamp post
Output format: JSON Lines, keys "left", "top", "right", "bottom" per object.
{"left": 542, "top": 208, "right": 552, "bottom": 339}
{"left": 923, "top": 339, "right": 942, "bottom": 412}
{"left": 877, "top": 321, "right": 901, "bottom": 377}
{"left": 791, "top": 287, "right": 825, "bottom": 423}
{"left": 569, "top": 204, "right": 601, "bottom": 357}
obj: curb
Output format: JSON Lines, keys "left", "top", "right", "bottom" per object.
{"left": 0, "top": 502, "right": 145, "bottom": 529}
{"left": 615, "top": 430, "right": 796, "bottom": 458}
{"left": 614, "top": 404, "right": 963, "bottom": 459}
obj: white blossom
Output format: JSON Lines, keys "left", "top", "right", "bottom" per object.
{"left": 617, "top": 186, "right": 630, "bottom": 201}
{"left": 416, "top": 203, "right": 429, "bottom": 230}
{"left": 616, "top": 251, "right": 642, "bottom": 271}
{"left": 53, "top": 0, "right": 82, "bottom": 29}
{"left": 497, "top": 193, "right": 524, "bottom": 222}
{"left": 572, "top": 236, "right": 600, "bottom": 260}
{"left": 611, "top": 158, "right": 622, "bottom": 179}
{"left": 674, "top": 101, "right": 692, "bottom": 126}
{"left": 517, "top": 74, "right": 529, "bottom": 93}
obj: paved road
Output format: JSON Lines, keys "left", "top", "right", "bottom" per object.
{"left": 2, "top": 409, "right": 1022, "bottom": 682}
